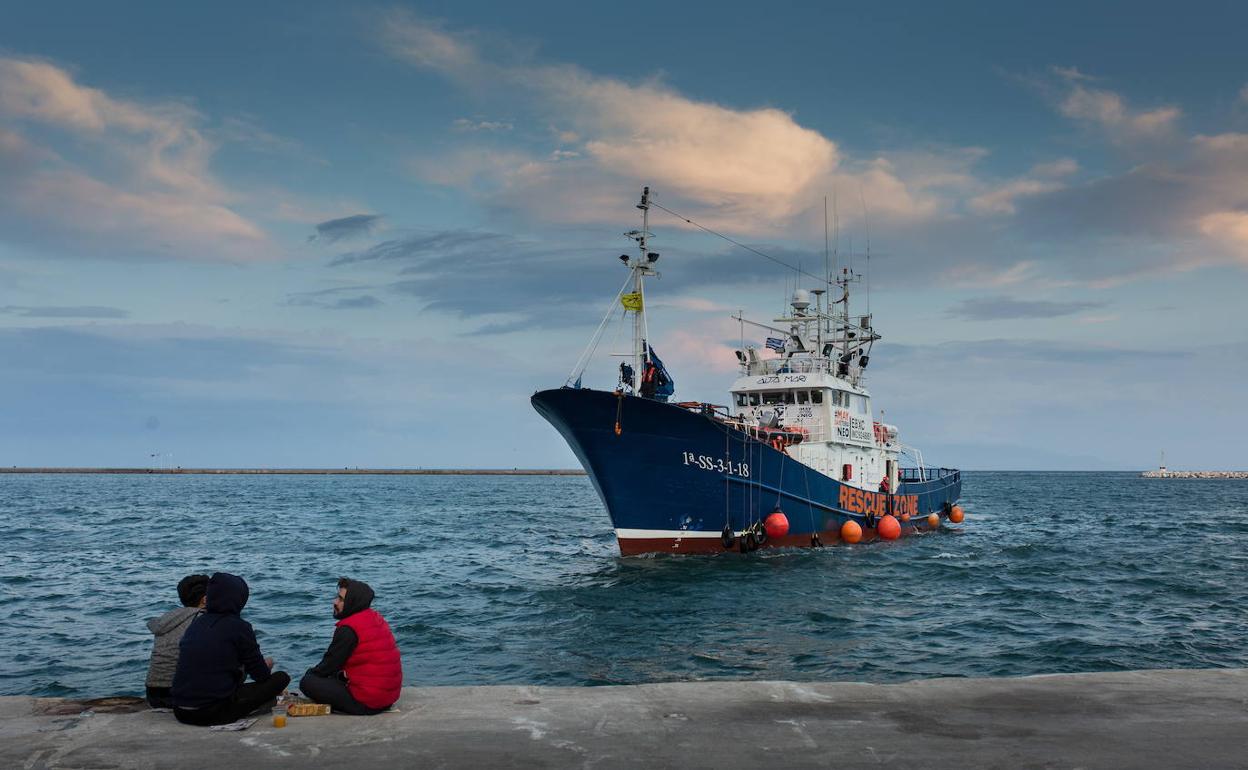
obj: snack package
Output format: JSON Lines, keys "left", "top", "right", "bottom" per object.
{"left": 286, "top": 702, "right": 332, "bottom": 717}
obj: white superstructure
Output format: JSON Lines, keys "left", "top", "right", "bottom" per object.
{"left": 726, "top": 269, "right": 903, "bottom": 492}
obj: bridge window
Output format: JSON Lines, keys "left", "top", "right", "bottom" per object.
{"left": 796, "top": 391, "right": 808, "bottom": 405}
{"left": 811, "top": 391, "right": 823, "bottom": 404}
{"left": 734, "top": 393, "right": 747, "bottom": 407}
{"left": 749, "top": 393, "right": 760, "bottom": 406}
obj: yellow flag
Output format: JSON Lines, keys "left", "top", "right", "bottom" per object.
{"left": 621, "top": 292, "right": 644, "bottom": 311}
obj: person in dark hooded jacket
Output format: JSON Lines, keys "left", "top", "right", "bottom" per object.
{"left": 299, "top": 577, "right": 402, "bottom": 715}
{"left": 171, "top": 572, "right": 290, "bottom": 726}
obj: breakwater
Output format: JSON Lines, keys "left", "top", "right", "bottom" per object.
{"left": 0, "top": 467, "right": 585, "bottom": 475}
{"left": 1140, "top": 470, "right": 1248, "bottom": 478}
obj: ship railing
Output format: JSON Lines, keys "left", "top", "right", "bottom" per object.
{"left": 898, "top": 467, "right": 960, "bottom": 483}
{"left": 745, "top": 357, "right": 832, "bottom": 376}
{"left": 710, "top": 414, "right": 832, "bottom": 446}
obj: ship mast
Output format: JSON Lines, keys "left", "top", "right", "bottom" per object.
{"left": 621, "top": 187, "right": 660, "bottom": 394}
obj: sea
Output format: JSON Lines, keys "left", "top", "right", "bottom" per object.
{"left": 2, "top": 471, "right": 1245, "bottom": 698}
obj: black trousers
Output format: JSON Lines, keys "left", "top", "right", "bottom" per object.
{"left": 146, "top": 686, "right": 174, "bottom": 709}
{"left": 174, "top": 671, "right": 291, "bottom": 726}
{"left": 299, "top": 671, "right": 386, "bottom": 715}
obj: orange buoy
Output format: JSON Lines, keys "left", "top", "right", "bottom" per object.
{"left": 840, "top": 520, "right": 862, "bottom": 544}
{"left": 764, "top": 511, "right": 790, "bottom": 539}
{"left": 926, "top": 512, "right": 940, "bottom": 528}
{"left": 949, "top": 505, "right": 964, "bottom": 524}
{"left": 878, "top": 514, "right": 901, "bottom": 540}
{"left": 900, "top": 512, "right": 911, "bottom": 521}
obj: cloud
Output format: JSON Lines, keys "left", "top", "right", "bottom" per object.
{"left": 0, "top": 305, "right": 129, "bottom": 319}
{"left": 0, "top": 57, "right": 271, "bottom": 261}
{"left": 332, "top": 294, "right": 383, "bottom": 309}
{"left": 945, "top": 296, "right": 1107, "bottom": 321}
{"left": 285, "top": 285, "right": 384, "bottom": 310}
{"left": 867, "top": 338, "right": 1248, "bottom": 469}
{"left": 328, "top": 226, "right": 858, "bottom": 331}
{"left": 380, "top": 12, "right": 971, "bottom": 233}
{"left": 379, "top": 22, "right": 1248, "bottom": 292}
{"left": 942, "top": 261, "right": 1041, "bottom": 289}
{"left": 651, "top": 296, "right": 737, "bottom": 313}
{"left": 1011, "top": 131, "right": 1248, "bottom": 271}
{"left": 1197, "top": 210, "right": 1248, "bottom": 258}
{"left": 310, "top": 214, "right": 384, "bottom": 243}
{"left": 1054, "top": 66, "right": 1181, "bottom": 140}
{"left": 331, "top": 229, "right": 617, "bottom": 330}
{"left": 452, "top": 118, "right": 513, "bottom": 132}
{"left": 969, "top": 159, "right": 1078, "bottom": 215}
{"left": 0, "top": 322, "right": 569, "bottom": 467}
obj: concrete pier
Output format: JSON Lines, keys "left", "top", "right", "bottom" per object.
{"left": 1140, "top": 469, "right": 1248, "bottom": 479}
{"left": 3, "top": 669, "right": 1245, "bottom": 768}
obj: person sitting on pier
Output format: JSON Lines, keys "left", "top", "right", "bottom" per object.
{"left": 143, "top": 574, "right": 208, "bottom": 709}
{"left": 171, "top": 572, "right": 290, "bottom": 726}
{"left": 299, "top": 577, "right": 402, "bottom": 715}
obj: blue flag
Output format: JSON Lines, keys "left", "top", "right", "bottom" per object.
{"left": 646, "top": 345, "right": 675, "bottom": 402}
{"left": 766, "top": 337, "right": 786, "bottom": 352}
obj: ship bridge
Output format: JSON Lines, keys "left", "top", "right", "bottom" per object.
{"left": 725, "top": 280, "right": 901, "bottom": 489}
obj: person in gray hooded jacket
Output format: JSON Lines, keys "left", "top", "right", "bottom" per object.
{"left": 144, "top": 574, "right": 208, "bottom": 708}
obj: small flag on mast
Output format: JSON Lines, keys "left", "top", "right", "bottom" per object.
{"left": 621, "top": 293, "right": 643, "bottom": 311}
{"left": 765, "top": 337, "right": 786, "bottom": 352}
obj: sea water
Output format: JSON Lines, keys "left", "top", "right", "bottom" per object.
{"left": 1, "top": 472, "right": 1245, "bottom": 697}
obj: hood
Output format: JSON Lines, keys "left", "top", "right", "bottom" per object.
{"left": 205, "top": 572, "right": 249, "bottom": 615}
{"left": 146, "top": 605, "right": 201, "bottom": 635}
{"left": 335, "top": 579, "right": 375, "bottom": 620}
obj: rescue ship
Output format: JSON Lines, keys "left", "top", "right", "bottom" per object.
{"left": 532, "top": 187, "right": 963, "bottom": 555}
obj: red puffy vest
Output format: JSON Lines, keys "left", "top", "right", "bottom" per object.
{"left": 337, "top": 608, "right": 403, "bottom": 709}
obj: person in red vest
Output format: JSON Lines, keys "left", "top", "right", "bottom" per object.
{"left": 299, "top": 578, "right": 402, "bottom": 714}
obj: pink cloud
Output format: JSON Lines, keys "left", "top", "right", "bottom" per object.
{"left": 0, "top": 57, "right": 272, "bottom": 261}
{"left": 383, "top": 13, "right": 978, "bottom": 235}
{"left": 1053, "top": 67, "right": 1181, "bottom": 140}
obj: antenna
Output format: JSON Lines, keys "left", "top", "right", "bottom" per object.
{"left": 823, "top": 196, "right": 831, "bottom": 290}
{"left": 832, "top": 188, "right": 840, "bottom": 277}
{"left": 860, "top": 185, "right": 871, "bottom": 315}
{"left": 831, "top": 189, "right": 839, "bottom": 339}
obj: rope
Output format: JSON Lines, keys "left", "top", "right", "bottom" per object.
{"left": 651, "top": 201, "right": 827, "bottom": 284}
{"left": 802, "top": 457, "right": 816, "bottom": 536}
{"left": 774, "top": 446, "right": 785, "bottom": 511}
{"left": 565, "top": 271, "right": 636, "bottom": 386}
{"left": 723, "top": 424, "right": 731, "bottom": 530}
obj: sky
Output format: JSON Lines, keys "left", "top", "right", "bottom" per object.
{"left": 1, "top": 1, "right": 1246, "bottom": 470}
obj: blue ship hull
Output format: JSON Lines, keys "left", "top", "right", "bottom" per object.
{"left": 532, "top": 387, "right": 962, "bottom": 555}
